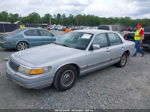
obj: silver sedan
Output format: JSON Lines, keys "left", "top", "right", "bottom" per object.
{"left": 6, "top": 30, "right": 135, "bottom": 91}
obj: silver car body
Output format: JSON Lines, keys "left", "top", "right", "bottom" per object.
{"left": 6, "top": 30, "right": 135, "bottom": 89}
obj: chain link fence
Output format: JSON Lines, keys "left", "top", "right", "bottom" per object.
{"left": 0, "top": 24, "right": 48, "bottom": 33}
{"left": 0, "top": 24, "right": 18, "bottom": 33}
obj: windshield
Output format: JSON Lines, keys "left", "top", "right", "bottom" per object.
{"left": 55, "top": 32, "right": 93, "bottom": 50}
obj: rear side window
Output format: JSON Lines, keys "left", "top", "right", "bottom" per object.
{"left": 112, "top": 26, "right": 120, "bottom": 31}
{"left": 98, "top": 26, "right": 109, "bottom": 30}
{"left": 108, "top": 33, "right": 122, "bottom": 46}
{"left": 24, "top": 30, "right": 40, "bottom": 36}
{"left": 39, "top": 30, "right": 54, "bottom": 37}
{"left": 93, "top": 33, "right": 108, "bottom": 48}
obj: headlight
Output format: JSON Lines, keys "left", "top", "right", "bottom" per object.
{"left": 0, "top": 37, "right": 6, "bottom": 42}
{"left": 18, "top": 66, "right": 51, "bottom": 75}
{"left": 18, "top": 66, "right": 30, "bottom": 75}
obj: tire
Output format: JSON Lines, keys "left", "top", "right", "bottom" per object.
{"left": 17, "top": 42, "right": 29, "bottom": 51}
{"left": 143, "top": 47, "right": 149, "bottom": 51}
{"left": 53, "top": 65, "right": 78, "bottom": 91}
{"left": 116, "top": 53, "right": 128, "bottom": 67}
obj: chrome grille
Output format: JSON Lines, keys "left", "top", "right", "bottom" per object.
{"left": 9, "top": 60, "right": 20, "bottom": 72}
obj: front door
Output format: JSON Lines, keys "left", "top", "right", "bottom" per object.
{"left": 81, "top": 33, "right": 111, "bottom": 74}
{"left": 38, "top": 29, "right": 56, "bottom": 45}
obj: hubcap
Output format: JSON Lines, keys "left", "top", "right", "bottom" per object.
{"left": 18, "top": 42, "right": 28, "bottom": 51}
{"left": 61, "top": 70, "right": 75, "bottom": 87}
{"left": 121, "top": 55, "right": 127, "bottom": 66}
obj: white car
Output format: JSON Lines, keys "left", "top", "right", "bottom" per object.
{"left": 6, "top": 30, "right": 135, "bottom": 91}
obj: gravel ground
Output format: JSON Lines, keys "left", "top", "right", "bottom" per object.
{"left": 0, "top": 31, "right": 150, "bottom": 109}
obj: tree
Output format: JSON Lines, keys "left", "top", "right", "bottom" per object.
{"left": 0, "top": 11, "right": 9, "bottom": 21}
{"left": 61, "top": 14, "right": 66, "bottom": 25}
{"left": 8, "top": 13, "right": 19, "bottom": 23}
{"left": 42, "top": 13, "right": 52, "bottom": 24}
{"left": 0, "top": 11, "right": 150, "bottom": 27}
{"left": 56, "top": 13, "right": 61, "bottom": 24}
{"left": 26, "top": 12, "right": 41, "bottom": 24}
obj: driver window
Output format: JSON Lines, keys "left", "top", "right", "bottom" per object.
{"left": 93, "top": 33, "right": 108, "bottom": 48}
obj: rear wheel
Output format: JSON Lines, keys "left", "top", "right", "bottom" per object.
{"left": 53, "top": 65, "right": 77, "bottom": 91}
{"left": 116, "top": 53, "right": 128, "bottom": 67}
{"left": 17, "top": 42, "right": 29, "bottom": 51}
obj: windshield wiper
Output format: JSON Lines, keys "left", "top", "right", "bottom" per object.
{"left": 54, "top": 42, "right": 62, "bottom": 45}
{"left": 54, "top": 42, "right": 70, "bottom": 47}
{"left": 54, "top": 42, "right": 82, "bottom": 49}
{"left": 60, "top": 44, "right": 69, "bottom": 47}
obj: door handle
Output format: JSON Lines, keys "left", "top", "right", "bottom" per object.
{"left": 106, "top": 50, "right": 110, "bottom": 53}
{"left": 121, "top": 47, "right": 125, "bottom": 50}
{"left": 106, "top": 47, "right": 110, "bottom": 53}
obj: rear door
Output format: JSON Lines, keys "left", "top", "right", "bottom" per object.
{"left": 38, "top": 29, "right": 56, "bottom": 45}
{"left": 24, "top": 29, "right": 42, "bottom": 46}
{"left": 107, "top": 33, "right": 124, "bottom": 62}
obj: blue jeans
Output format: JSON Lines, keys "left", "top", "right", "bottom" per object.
{"left": 133, "top": 40, "right": 144, "bottom": 56}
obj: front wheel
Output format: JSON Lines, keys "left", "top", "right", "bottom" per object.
{"left": 116, "top": 53, "right": 128, "bottom": 67}
{"left": 17, "top": 42, "right": 29, "bottom": 51}
{"left": 53, "top": 65, "right": 77, "bottom": 91}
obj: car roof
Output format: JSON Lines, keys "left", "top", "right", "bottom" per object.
{"left": 23, "top": 27, "right": 43, "bottom": 30}
{"left": 74, "top": 30, "right": 115, "bottom": 35}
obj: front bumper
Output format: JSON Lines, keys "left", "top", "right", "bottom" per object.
{"left": 6, "top": 62, "right": 54, "bottom": 89}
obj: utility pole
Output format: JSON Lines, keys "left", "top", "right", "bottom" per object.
{"left": 49, "top": 16, "right": 51, "bottom": 25}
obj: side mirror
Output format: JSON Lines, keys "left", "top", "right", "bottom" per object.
{"left": 93, "top": 44, "right": 100, "bottom": 50}
{"left": 51, "top": 34, "right": 55, "bottom": 37}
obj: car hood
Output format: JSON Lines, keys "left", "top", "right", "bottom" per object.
{"left": 1, "top": 33, "right": 16, "bottom": 39}
{"left": 11, "top": 44, "right": 83, "bottom": 67}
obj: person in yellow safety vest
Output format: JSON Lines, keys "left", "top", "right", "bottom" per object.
{"left": 19, "top": 24, "right": 26, "bottom": 29}
{"left": 133, "top": 23, "right": 145, "bottom": 57}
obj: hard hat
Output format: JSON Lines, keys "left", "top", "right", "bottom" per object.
{"left": 137, "top": 23, "right": 142, "bottom": 27}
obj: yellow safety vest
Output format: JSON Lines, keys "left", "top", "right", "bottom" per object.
{"left": 134, "top": 28, "right": 144, "bottom": 40}
{"left": 19, "top": 25, "right": 25, "bottom": 29}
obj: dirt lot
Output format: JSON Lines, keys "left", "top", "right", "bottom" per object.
{"left": 0, "top": 31, "right": 150, "bottom": 109}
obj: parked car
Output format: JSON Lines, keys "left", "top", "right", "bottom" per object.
{"left": 0, "top": 28, "right": 58, "bottom": 51}
{"left": 6, "top": 30, "right": 135, "bottom": 91}
{"left": 83, "top": 26, "right": 98, "bottom": 30}
{"left": 124, "top": 32, "right": 134, "bottom": 41}
{"left": 98, "top": 25, "right": 123, "bottom": 31}
{"left": 98, "top": 25, "right": 125, "bottom": 35}
{"left": 124, "top": 28, "right": 150, "bottom": 49}
{"left": 57, "top": 26, "right": 66, "bottom": 31}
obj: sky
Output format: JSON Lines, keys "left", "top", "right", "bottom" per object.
{"left": 0, "top": 0, "right": 150, "bottom": 18}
